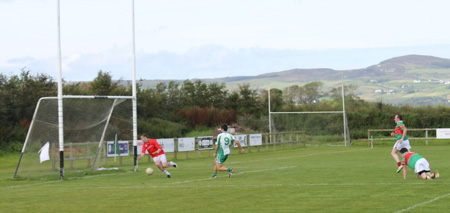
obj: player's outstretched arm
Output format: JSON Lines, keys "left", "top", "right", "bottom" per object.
{"left": 235, "top": 140, "right": 245, "bottom": 153}
{"left": 137, "top": 153, "right": 144, "bottom": 161}
{"left": 402, "top": 165, "right": 407, "bottom": 179}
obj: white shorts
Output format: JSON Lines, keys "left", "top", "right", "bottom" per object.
{"left": 152, "top": 154, "right": 168, "bottom": 163}
{"left": 393, "top": 139, "right": 411, "bottom": 150}
{"left": 414, "top": 158, "right": 430, "bottom": 174}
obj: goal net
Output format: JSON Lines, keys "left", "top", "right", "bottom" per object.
{"left": 270, "top": 112, "right": 350, "bottom": 146}
{"left": 13, "top": 96, "right": 132, "bottom": 180}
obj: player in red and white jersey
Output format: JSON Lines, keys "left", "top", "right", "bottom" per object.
{"left": 137, "top": 133, "right": 177, "bottom": 178}
{"left": 390, "top": 114, "right": 412, "bottom": 173}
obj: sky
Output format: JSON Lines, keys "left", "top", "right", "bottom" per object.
{"left": 1, "top": 0, "right": 450, "bottom": 82}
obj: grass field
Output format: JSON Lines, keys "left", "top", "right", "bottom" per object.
{"left": 1, "top": 142, "right": 449, "bottom": 212}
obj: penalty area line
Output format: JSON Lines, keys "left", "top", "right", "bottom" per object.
{"left": 395, "top": 193, "right": 450, "bottom": 213}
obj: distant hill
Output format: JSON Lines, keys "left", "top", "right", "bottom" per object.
{"left": 139, "top": 55, "right": 450, "bottom": 106}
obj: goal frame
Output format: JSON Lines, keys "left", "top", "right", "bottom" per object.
{"left": 12, "top": 95, "right": 134, "bottom": 179}
{"left": 53, "top": 0, "right": 138, "bottom": 179}
{"left": 268, "top": 85, "right": 351, "bottom": 146}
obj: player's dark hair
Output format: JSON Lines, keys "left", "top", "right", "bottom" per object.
{"left": 399, "top": 148, "right": 408, "bottom": 154}
{"left": 221, "top": 123, "right": 228, "bottom": 131}
{"left": 141, "top": 133, "right": 148, "bottom": 138}
{"left": 397, "top": 114, "right": 403, "bottom": 120}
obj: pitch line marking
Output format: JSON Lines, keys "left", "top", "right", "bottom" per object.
{"left": 169, "top": 166, "right": 297, "bottom": 184}
{"left": 92, "top": 182, "right": 450, "bottom": 190}
{"left": 395, "top": 193, "right": 450, "bottom": 213}
{"left": 5, "top": 171, "right": 132, "bottom": 189}
{"left": 228, "top": 148, "right": 369, "bottom": 165}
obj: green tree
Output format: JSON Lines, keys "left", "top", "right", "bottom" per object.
{"left": 193, "top": 80, "right": 209, "bottom": 107}
{"left": 302, "top": 81, "right": 324, "bottom": 104}
{"left": 236, "top": 83, "right": 260, "bottom": 115}
{"left": 329, "top": 85, "right": 358, "bottom": 101}
{"left": 206, "top": 82, "right": 228, "bottom": 108}
{"left": 89, "top": 71, "right": 126, "bottom": 95}
{"left": 0, "top": 69, "right": 56, "bottom": 153}
{"left": 180, "top": 80, "right": 195, "bottom": 108}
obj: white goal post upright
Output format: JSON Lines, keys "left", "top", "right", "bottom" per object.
{"left": 56, "top": 0, "right": 64, "bottom": 180}
{"left": 268, "top": 85, "right": 350, "bottom": 146}
{"left": 341, "top": 85, "right": 348, "bottom": 146}
{"left": 49, "top": 1, "right": 138, "bottom": 179}
{"left": 131, "top": 0, "right": 138, "bottom": 172}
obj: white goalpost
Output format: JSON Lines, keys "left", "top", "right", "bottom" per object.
{"left": 268, "top": 85, "right": 351, "bottom": 146}
{"left": 13, "top": 0, "right": 138, "bottom": 180}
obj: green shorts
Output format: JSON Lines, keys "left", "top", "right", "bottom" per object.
{"left": 215, "top": 153, "right": 228, "bottom": 164}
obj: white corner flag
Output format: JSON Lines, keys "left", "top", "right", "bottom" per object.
{"left": 38, "top": 142, "right": 50, "bottom": 163}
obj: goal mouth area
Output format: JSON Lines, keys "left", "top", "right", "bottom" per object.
{"left": 269, "top": 111, "right": 349, "bottom": 146}
{"left": 13, "top": 95, "right": 133, "bottom": 180}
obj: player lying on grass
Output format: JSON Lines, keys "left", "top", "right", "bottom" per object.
{"left": 399, "top": 148, "right": 439, "bottom": 180}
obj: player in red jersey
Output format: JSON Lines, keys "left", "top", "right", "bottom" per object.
{"left": 390, "top": 114, "right": 412, "bottom": 173}
{"left": 137, "top": 133, "right": 177, "bottom": 178}
{"left": 399, "top": 148, "right": 439, "bottom": 180}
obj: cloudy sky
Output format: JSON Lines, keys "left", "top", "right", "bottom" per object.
{"left": 1, "top": 0, "right": 450, "bottom": 81}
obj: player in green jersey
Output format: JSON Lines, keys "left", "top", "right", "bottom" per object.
{"left": 212, "top": 124, "right": 245, "bottom": 178}
{"left": 399, "top": 148, "right": 439, "bottom": 180}
{"left": 390, "top": 114, "right": 412, "bottom": 173}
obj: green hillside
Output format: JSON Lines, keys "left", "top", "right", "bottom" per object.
{"left": 140, "top": 55, "right": 450, "bottom": 106}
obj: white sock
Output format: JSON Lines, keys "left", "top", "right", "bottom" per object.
{"left": 170, "top": 161, "right": 175, "bottom": 166}
{"left": 164, "top": 170, "right": 170, "bottom": 175}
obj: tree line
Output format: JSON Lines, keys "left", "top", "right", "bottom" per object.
{"left": 2, "top": 69, "right": 450, "bottom": 154}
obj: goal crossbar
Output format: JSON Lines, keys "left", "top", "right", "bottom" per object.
{"left": 270, "top": 111, "right": 344, "bottom": 114}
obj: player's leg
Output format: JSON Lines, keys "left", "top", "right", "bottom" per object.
{"left": 416, "top": 159, "right": 431, "bottom": 180}
{"left": 154, "top": 155, "right": 171, "bottom": 178}
{"left": 212, "top": 154, "right": 229, "bottom": 177}
{"left": 391, "top": 148, "right": 400, "bottom": 162}
{"left": 216, "top": 163, "right": 227, "bottom": 171}
{"left": 162, "top": 160, "right": 177, "bottom": 168}
{"left": 392, "top": 141, "right": 404, "bottom": 173}
{"left": 216, "top": 155, "right": 233, "bottom": 177}
{"left": 153, "top": 159, "right": 165, "bottom": 171}
{"left": 212, "top": 157, "right": 219, "bottom": 178}
{"left": 418, "top": 172, "right": 431, "bottom": 180}
{"left": 431, "top": 170, "right": 439, "bottom": 179}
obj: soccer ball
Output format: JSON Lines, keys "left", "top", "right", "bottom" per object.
{"left": 146, "top": 167, "right": 154, "bottom": 175}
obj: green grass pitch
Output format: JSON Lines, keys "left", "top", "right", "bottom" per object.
{"left": 1, "top": 143, "right": 449, "bottom": 212}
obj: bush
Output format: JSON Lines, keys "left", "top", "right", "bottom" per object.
{"left": 237, "top": 114, "right": 269, "bottom": 132}
{"left": 138, "top": 118, "right": 188, "bottom": 138}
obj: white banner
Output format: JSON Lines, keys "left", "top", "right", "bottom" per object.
{"left": 157, "top": 138, "right": 175, "bottom": 153}
{"left": 198, "top": 136, "right": 214, "bottom": 150}
{"left": 178, "top": 137, "right": 196, "bottom": 152}
{"left": 234, "top": 134, "right": 247, "bottom": 147}
{"left": 107, "top": 141, "right": 130, "bottom": 157}
{"left": 436, "top": 128, "right": 450, "bottom": 139}
{"left": 249, "top": 134, "right": 262, "bottom": 146}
